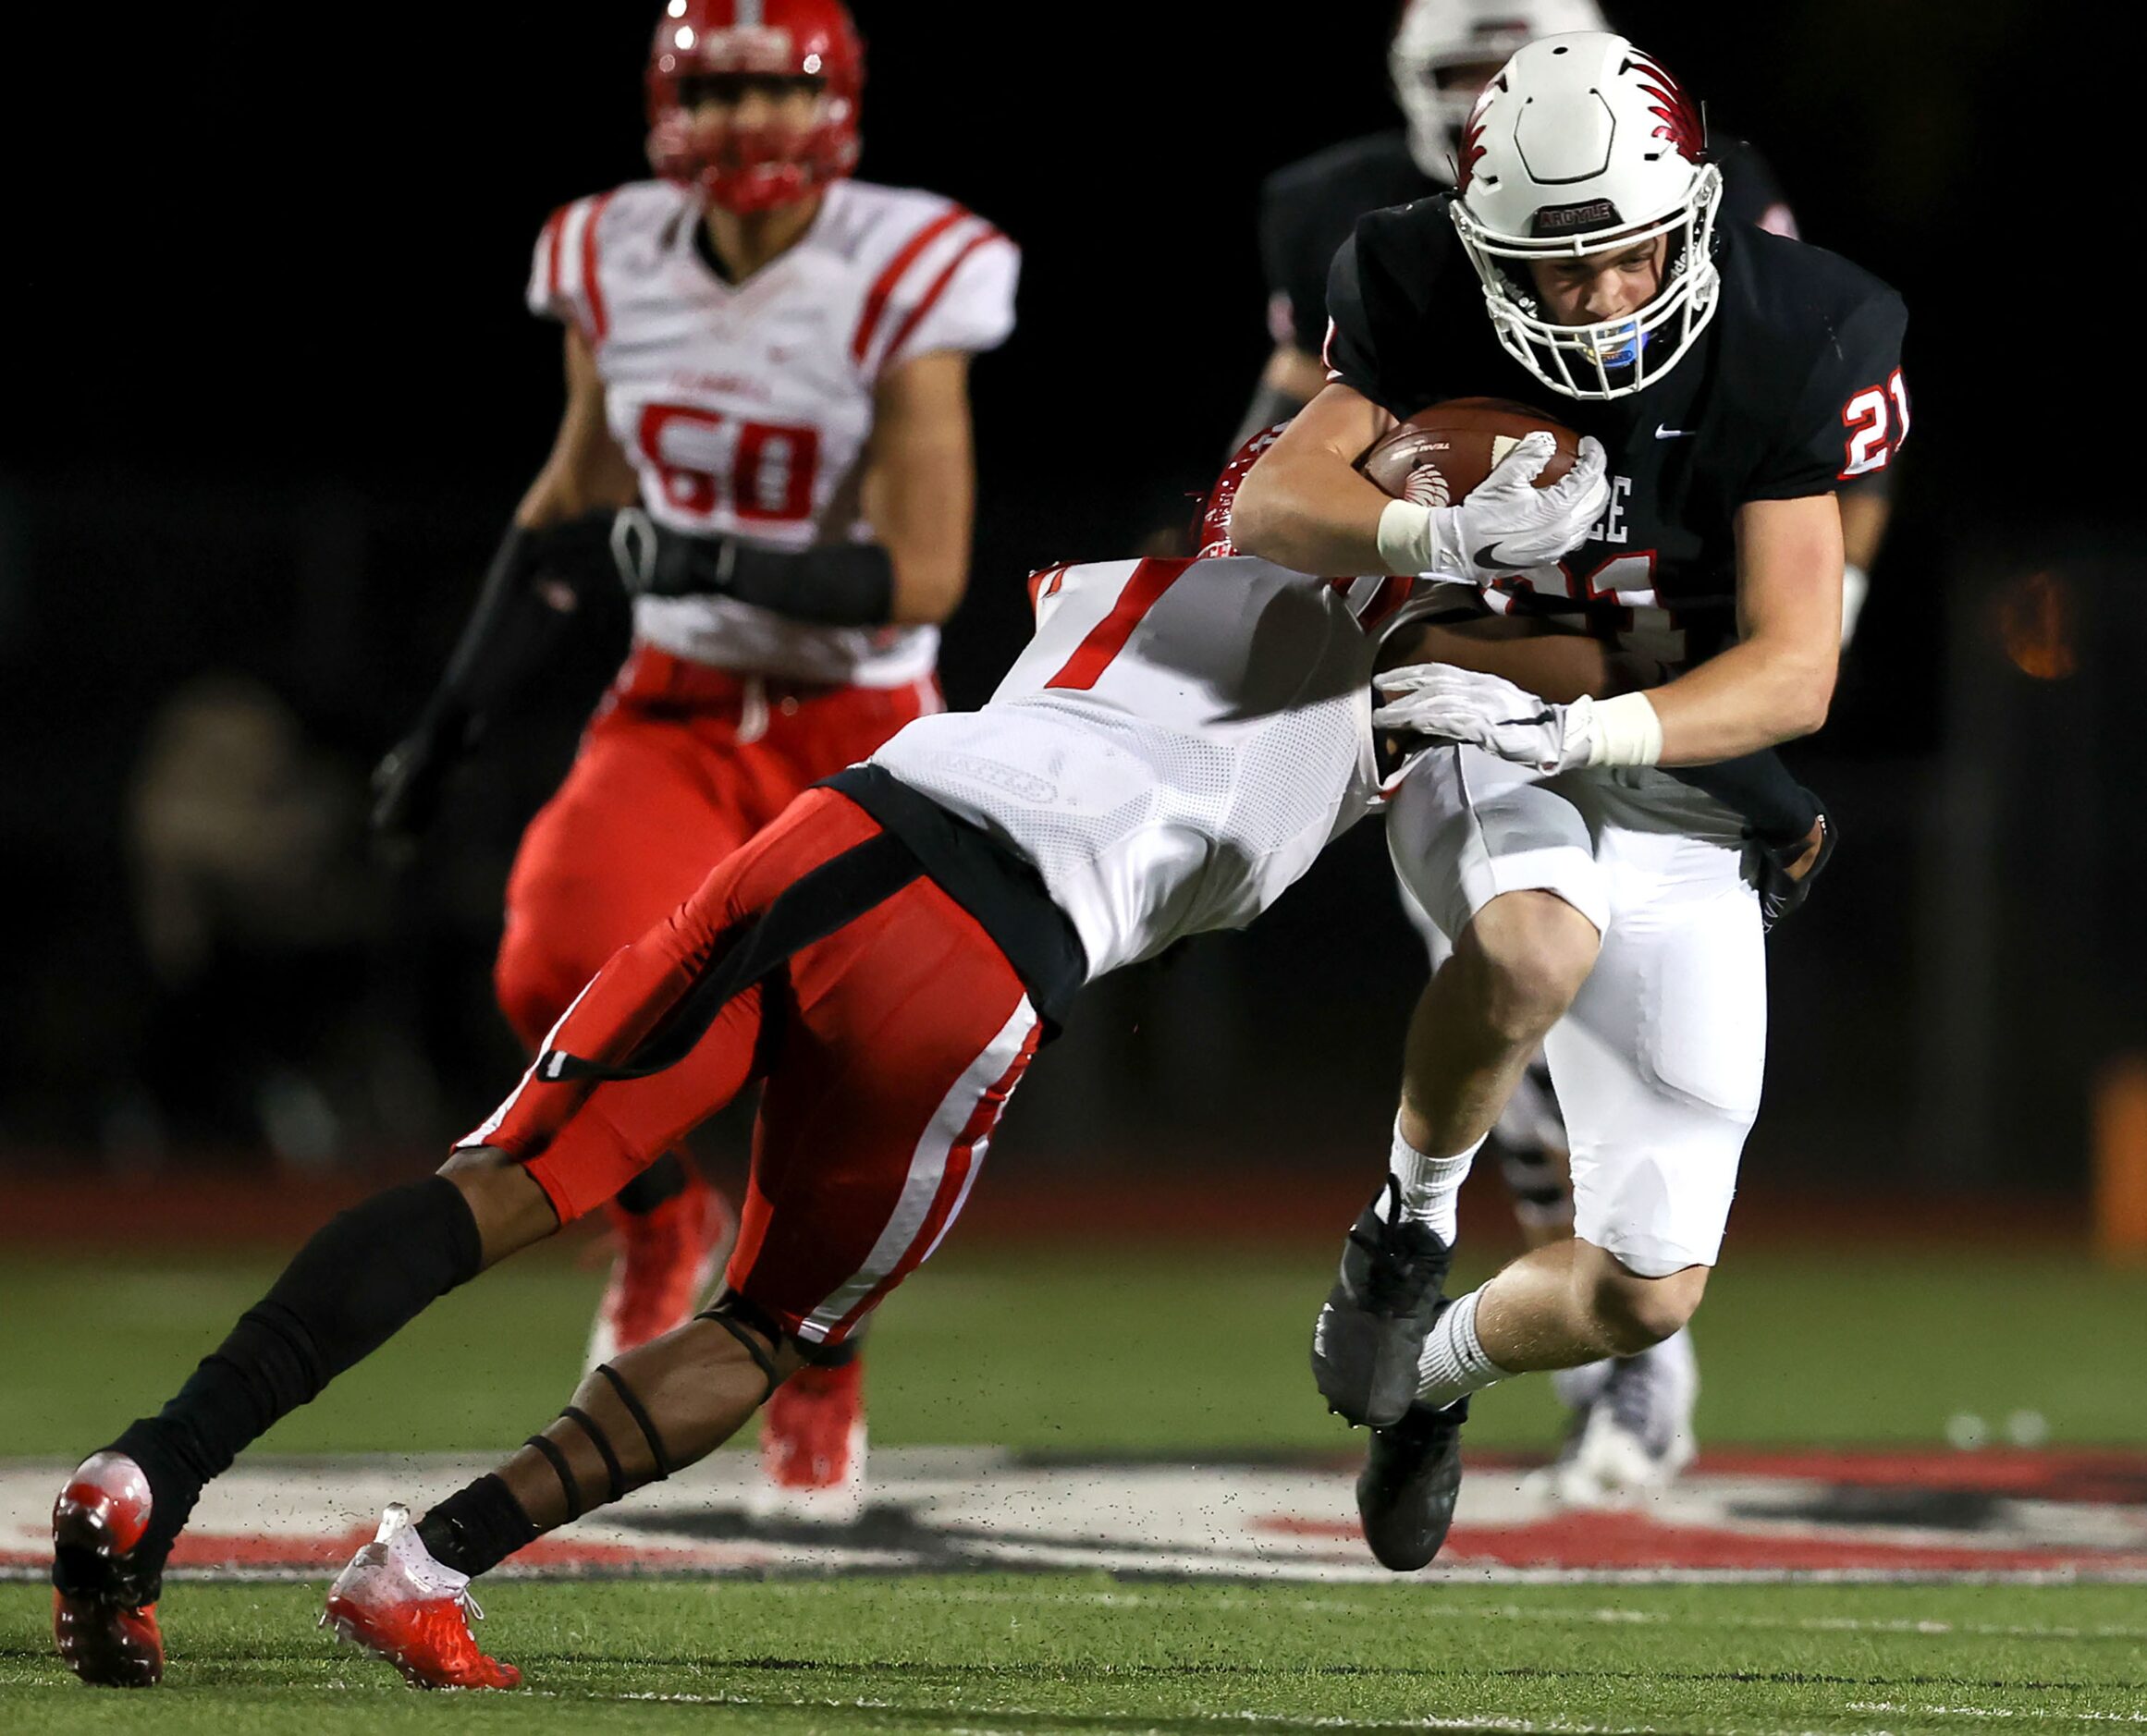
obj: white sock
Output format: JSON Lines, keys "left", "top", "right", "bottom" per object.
{"left": 1389, "top": 1119, "right": 1484, "bottom": 1247}
{"left": 1416, "top": 1290, "right": 1511, "bottom": 1409}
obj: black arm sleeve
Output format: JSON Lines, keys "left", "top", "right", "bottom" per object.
{"left": 1666, "top": 751, "right": 1819, "bottom": 849}
{"left": 639, "top": 526, "right": 896, "bottom": 629}
{"left": 426, "top": 512, "right": 619, "bottom": 735}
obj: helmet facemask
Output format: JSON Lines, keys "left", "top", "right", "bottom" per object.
{"left": 1446, "top": 33, "right": 1724, "bottom": 401}
{"left": 1450, "top": 164, "right": 1724, "bottom": 400}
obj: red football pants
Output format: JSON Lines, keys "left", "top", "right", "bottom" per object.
{"left": 494, "top": 645, "right": 939, "bottom": 1050}
{"left": 466, "top": 789, "right": 1043, "bottom": 1347}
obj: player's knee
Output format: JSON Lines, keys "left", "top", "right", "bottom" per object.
{"left": 1463, "top": 892, "right": 1599, "bottom": 1044}
{"left": 1585, "top": 1262, "right": 1707, "bottom": 1354}
{"left": 438, "top": 1146, "right": 561, "bottom": 1265}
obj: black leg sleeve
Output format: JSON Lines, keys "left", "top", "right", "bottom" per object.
{"left": 110, "top": 1178, "right": 484, "bottom": 1576}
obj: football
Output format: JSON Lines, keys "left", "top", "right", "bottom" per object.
{"left": 1357, "top": 396, "right": 1581, "bottom": 507}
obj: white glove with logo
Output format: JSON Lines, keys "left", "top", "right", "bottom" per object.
{"left": 1376, "top": 432, "right": 1611, "bottom": 583}
{"left": 1375, "top": 664, "right": 1662, "bottom": 774}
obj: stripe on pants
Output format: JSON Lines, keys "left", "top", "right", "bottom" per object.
{"left": 798, "top": 996, "right": 1039, "bottom": 1341}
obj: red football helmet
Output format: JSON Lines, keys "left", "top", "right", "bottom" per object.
{"left": 1195, "top": 422, "right": 1288, "bottom": 558}
{"left": 645, "top": 0, "right": 865, "bottom": 214}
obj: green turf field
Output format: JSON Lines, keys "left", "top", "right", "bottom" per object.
{"left": 4, "top": 1239, "right": 2145, "bottom": 1730}
{"left": 5, "top": 1577, "right": 2146, "bottom": 1732}
{"left": 6, "top": 1240, "right": 2147, "bottom": 1455}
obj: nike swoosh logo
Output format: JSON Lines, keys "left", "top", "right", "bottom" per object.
{"left": 1471, "top": 542, "right": 1514, "bottom": 570}
{"left": 1655, "top": 425, "right": 1696, "bottom": 439}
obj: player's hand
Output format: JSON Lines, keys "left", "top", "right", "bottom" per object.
{"left": 1377, "top": 433, "right": 1611, "bottom": 583}
{"left": 1374, "top": 664, "right": 1597, "bottom": 773}
{"left": 1753, "top": 803, "right": 1835, "bottom": 930}
{"left": 370, "top": 708, "right": 467, "bottom": 849}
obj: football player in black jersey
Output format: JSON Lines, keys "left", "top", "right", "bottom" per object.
{"left": 1234, "top": 31, "right": 1907, "bottom": 1570}
{"left": 1245, "top": 0, "right": 1890, "bottom": 1508}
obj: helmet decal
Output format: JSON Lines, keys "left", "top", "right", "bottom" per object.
{"left": 1454, "top": 84, "right": 1499, "bottom": 191}
{"left": 1626, "top": 52, "right": 1705, "bottom": 163}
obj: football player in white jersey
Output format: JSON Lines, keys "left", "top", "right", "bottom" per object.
{"left": 369, "top": 0, "right": 1019, "bottom": 1517}
{"left": 50, "top": 434, "right": 1480, "bottom": 1689}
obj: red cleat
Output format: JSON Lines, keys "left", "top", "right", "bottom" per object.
{"left": 322, "top": 1505, "right": 520, "bottom": 1691}
{"left": 756, "top": 1358, "right": 867, "bottom": 1523}
{"left": 584, "top": 1171, "right": 735, "bottom": 1368}
{"left": 51, "top": 1451, "right": 165, "bottom": 1687}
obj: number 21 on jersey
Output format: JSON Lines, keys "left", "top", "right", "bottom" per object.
{"left": 637, "top": 404, "right": 821, "bottom": 524}
{"left": 1838, "top": 368, "right": 1909, "bottom": 479}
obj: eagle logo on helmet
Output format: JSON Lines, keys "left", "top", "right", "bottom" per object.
{"left": 1453, "top": 82, "right": 1501, "bottom": 192}
{"left": 1625, "top": 51, "right": 1705, "bottom": 164}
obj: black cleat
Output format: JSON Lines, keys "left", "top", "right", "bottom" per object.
{"left": 1310, "top": 1178, "right": 1453, "bottom": 1428}
{"left": 1356, "top": 1392, "right": 1470, "bottom": 1571}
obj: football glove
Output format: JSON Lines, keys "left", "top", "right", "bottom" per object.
{"left": 1375, "top": 431, "right": 1611, "bottom": 583}
{"left": 370, "top": 702, "right": 474, "bottom": 845}
{"left": 1753, "top": 803, "right": 1835, "bottom": 931}
{"left": 1376, "top": 665, "right": 1596, "bottom": 773}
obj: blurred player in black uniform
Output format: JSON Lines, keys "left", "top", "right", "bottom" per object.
{"left": 1234, "top": 29, "right": 1905, "bottom": 1566}
{"left": 1244, "top": 0, "right": 1890, "bottom": 1505}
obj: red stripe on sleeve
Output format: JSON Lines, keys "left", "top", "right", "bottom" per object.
{"left": 874, "top": 227, "right": 1008, "bottom": 373}
{"left": 850, "top": 206, "right": 970, "bottom": 365}
{"left": 578, "top": 191, "right": 618, "bottom": 343}
{"left": 1044, "top": 558, "right": 1193, "bottom": 691}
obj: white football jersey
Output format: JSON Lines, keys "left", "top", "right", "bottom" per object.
{"left": 530, "top": 178, "right": 1019, "bottom": 687}
{"left": 871, "top": 556, "right": 1401, "bottom": 978}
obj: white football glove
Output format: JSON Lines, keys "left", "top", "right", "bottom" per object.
{"left": 1375, "top": 664, "right": 1663, "bottom": 774}
{"left": 1376, "top": 432, "right": 1612, "bottom": 584}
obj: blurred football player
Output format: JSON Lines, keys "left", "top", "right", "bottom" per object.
{"left": 370, "top": 0, "right": 1019, "bottom": 1517}
{"left": 1233, "top": 30, "right": 1903, "bottom": 1568}
{"left": 1242, "top": 0, "right": 1892, "bottom": 1504}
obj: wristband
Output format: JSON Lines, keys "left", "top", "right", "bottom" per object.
{"left": 1840, "top": 562, "right": 1869, "bottom": 648}
{"left": 1375, "top": 499, "right": 1438, "bottom": 575}
{"left": 616, "top": 510, "right": 896, "bottom": 628}
{"left": 1583, "top": 691, "right": 1663, "bottom": 768}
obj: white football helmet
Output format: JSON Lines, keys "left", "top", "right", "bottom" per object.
{"left": 1450, "top": 32, "right": 1724, "bottom": 400}
{"left": 1390, "top": 0, "right": 1610, "bottom": 183}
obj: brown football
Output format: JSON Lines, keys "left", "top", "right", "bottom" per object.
{"left": 1357, "top": 397, "right": 1581, "bottom": 507}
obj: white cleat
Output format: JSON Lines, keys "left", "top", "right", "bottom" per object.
{"left": 321, "top": 1505, "right": 520, "bottom": 1691}
{"left": 1526, "top": 1327, "right": 1699, "bottom": 1510}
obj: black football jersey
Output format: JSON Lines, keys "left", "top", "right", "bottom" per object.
{"left": 1320, "top": 196, "right": 1908, "bottom": 674}
{"left": 1258, "top": 131, "right": 1795, "bottom": 359}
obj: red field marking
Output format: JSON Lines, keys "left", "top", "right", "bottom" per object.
{"left": 1258, "top": 1510, "right": 2147, "bottom": 1575}
{"left": 6, "top": 1446, "right": 2144, "bottom": 1584}
{"left": 155, "top": 1528, "right": 686, "bottom": 1573}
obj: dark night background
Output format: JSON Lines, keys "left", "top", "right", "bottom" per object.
{"left": 1, "top": 0, "right": 2137, "bottom": 1204}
